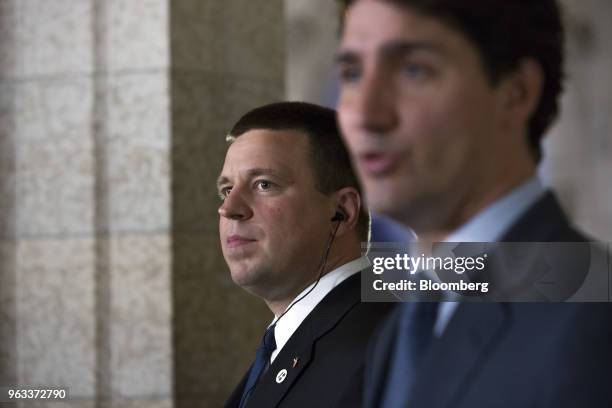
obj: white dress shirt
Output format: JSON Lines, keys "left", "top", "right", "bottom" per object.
{"left": 269, "top": 256, "right": 370, "bottom": 363}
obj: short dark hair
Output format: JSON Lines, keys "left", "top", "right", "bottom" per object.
{"left": 340, "top": 0, "right": 564, "bottom": 162}
{"left": 228, "top": 101, "right": 370, "bottom": 241}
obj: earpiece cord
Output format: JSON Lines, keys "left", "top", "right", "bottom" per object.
{"left": 264, "top": 220, "right": 342, "bottom": 347}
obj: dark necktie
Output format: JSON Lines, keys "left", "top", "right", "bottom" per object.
{"left": 239, "top": 324, "right": 277, "bottom": 408}
{"left": 381, "top": 302, "right": 440, "bottom": 407}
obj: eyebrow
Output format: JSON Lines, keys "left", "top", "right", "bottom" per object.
{"left": 336, "top": 40, "right": 444, "bottom": 64}
{"left": 216, "top": 167, "right": 290, "bottom": 190}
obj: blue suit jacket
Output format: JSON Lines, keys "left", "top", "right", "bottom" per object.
{"left": 364, "top": 193, "right": 611, "bottom": 408}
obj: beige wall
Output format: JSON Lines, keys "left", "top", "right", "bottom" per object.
{"left": 285, "top": 0, "right": 340, "bottom": 104}
{"left": 542, "top": 0, "right": 612, "bottom": 241}
{"left": 0, "top": 1, "right": 282, "bottom": 407}
{"left": 1, "top": 1, "right": 173, "bottom": 406}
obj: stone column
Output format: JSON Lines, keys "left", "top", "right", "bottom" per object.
{"left": 542, "top": 0, "right": 612, "bottom": 241}
{"left": 1, "top": 1, "right": 99, "bottom": 407}
{"left": 0, "top": 1, "right": 284, "bottom": 407}
{"left": 285, "top": 0, "right": 341, "bottom": 105}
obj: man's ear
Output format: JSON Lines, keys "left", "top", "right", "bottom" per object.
{"left": 332, "top": 186, "right": 361, "bottom": 237}
{"left": 500, "top": 58, "right": 544, "bottom": 131}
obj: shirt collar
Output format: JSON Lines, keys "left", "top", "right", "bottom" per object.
{"left": 444, "top": 176, "right": 546, "bottom": 242}
{"left": 269, "top": 256, "right": 369, "bottom": 362}
{"left": 434, "top": 176, "right": 545, "bottom": 336}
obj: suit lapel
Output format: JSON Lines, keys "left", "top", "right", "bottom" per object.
{"left": 245, "top": 273, "right": 361, "bottom": 407}
{"left": 363, "top": 305, "right": 402, "bottom": 408}
{"left": 407, "top": 192, "right": 577, "bottom": 407}
{"left": 409, "top": 303, "right": 509, "bottom": 408}
{"left": 500, "top": 192, "right": 581, "bottom": 242}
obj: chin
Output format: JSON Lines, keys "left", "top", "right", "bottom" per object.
{"left": 229, "top": 264, "right": 255, "bottom": 285}
{"left": 231, "top": 260, "right": 271, "bottom": 289}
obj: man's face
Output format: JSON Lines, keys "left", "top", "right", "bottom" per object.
{"left": 218, "top": 129, "right": 334, "bottom": 301}
{"left": 337, "top": 0, "right": 512, "bottom": 231}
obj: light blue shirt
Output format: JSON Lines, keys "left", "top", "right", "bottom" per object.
{"left": 433, "top": 176, "right": 546, "bottom": 336}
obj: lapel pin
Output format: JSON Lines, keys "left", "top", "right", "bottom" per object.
{"left": 292, "top": 357, "right": 299, "bottom": 368}
{"left": 276, "top": 368, "right": 288, "bottom": 384}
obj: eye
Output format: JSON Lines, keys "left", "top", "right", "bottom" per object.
{"left": 218, "top": 186, "right": 232, "bottom": 201}
{"left": 337, "top": 64, "right": 362, "bottom": 84}
{"left": 401, "top": 63, "right": 434, "bottom": 80}
{"left": 255, "top": 180, "right": 273, "bottom": 191}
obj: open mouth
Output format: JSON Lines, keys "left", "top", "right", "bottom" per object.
{"left": 358, "top": 152, "right": 399, "bottom": 176}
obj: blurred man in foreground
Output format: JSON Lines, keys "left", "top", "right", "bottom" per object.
{"left": 219, "top": 102, "right": 392, "bottom": 407}
{"left": 336, "top": 0, "right": 611, "bottom": 406}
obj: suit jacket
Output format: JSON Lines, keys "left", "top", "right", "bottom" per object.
{"left": 365, "top": 192, "right": 611, "bottom": 408}
{"left": 225, "top": 271, "right": 394, "bottom": 408}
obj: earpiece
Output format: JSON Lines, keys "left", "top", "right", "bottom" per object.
{"left": 331, "top": 211, "right": 345, "bottom": 222}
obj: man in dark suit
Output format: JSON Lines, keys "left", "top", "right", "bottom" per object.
{"left": 218, "top": 102, "right": 392, "bottom": 407}
{"left": 335, "top": 0, "right": 611, "bottom": 406}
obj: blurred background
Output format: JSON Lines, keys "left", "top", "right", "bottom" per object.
{"left": 0, "top": 0, "right": 610, "bottom": 407}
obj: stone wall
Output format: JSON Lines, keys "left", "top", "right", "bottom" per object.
{"left": 0, "top": 1, "right": 283, "bottom": 407}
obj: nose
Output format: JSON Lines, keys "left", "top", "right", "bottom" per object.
{"left": 218, "top": 188, "right": 253, "bottom": 221}
{"left": 341, "top": 67, "right": 398, "bottom": 134}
